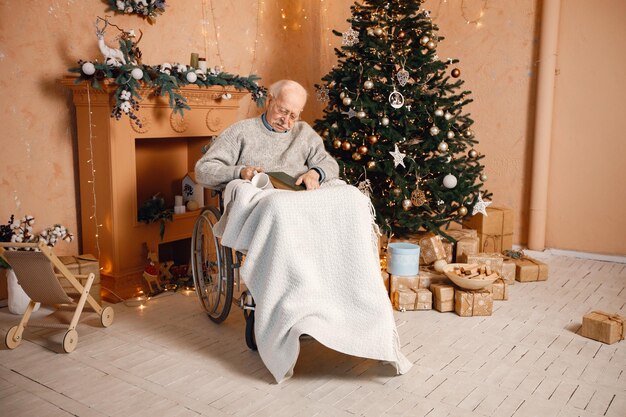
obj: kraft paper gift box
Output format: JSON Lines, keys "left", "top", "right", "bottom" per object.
{"left": 579, "top": 311, "right": 624, "bottom": 345}
{"left": 418, "top": 267, "right": 451, "bottom": 289}
{"left": 488, "top": 278, "right": 508, "bottom": 301}
{"left": 393, "top": 289, "right": 418, "bottom": 311}
{"left": 445, "top": 229, "right": 479, "bottom": 262}
{"left": 55, "top": 254, "right": 101, "bottom": 304}
{"left": 414, "top": 288, "right": 432, "bottom": 310}
{"left": 501, "top": 258, "right": 517, "bottom": 284}
{"left": 390, "top": 274, "right": 419, "bottom": 296}
{"left": 463, "top": 206, "right": 513, "bottom": 253}
{"left": 464, "top": 253, "right": 504, "bottom": 274}
{"left": 513, "top": 256, "right": 549, "bottom": 282}
{"left": 431, "top": 283, "right": 455, "bottom": 312}
{"left": 454, "top": 289, "right": 493, "bottom": 317}
{"left": 442, "top": 240, "right": 453, "bottom": 263}
{"left": 419, "top": 233, "right": 447, "bottom": 265}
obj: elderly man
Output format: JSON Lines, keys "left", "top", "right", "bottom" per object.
{"left": 195, "top": 80, "right": 339, "bottom": 190}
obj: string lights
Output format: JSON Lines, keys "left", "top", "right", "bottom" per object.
{"left": 429, "top": 0, "right": 488, "bottom": 27}
{"left": 85, "top": 85, "right": 102, "bottom": 261}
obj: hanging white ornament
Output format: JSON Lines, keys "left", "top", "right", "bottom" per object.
{"left": 472, "top": 192, "right": 492, "bottom": 216}
{"left": 342, "top": 27, "right": 360, "bottom": 46}
{"left": 389, "top": 144, "right": 406, "bottom": 168}
{"left": 429, "top": 126, "right": 440, "bottom": 136}
{"left": 82, "top": 62, "right": 96, "bottom": 75}
{"left": 357, "top": 178, "right": 372, "bottom": 198}
{"left": 316, "top": 85, "right": 329, "bottom": 102}
{"left": 434, "top": 109, "right": 444, "bottom": 117}
{"left": 396, "top": 69, "right": 410, "bottom": 87}
{"left": 186, "top": 71, "right": 198, "bottom": 83}
{"left": 443, "top": 174, "right": 457, "bottom": 189}
{"left": 131, "top": 68, "right": 144, "bottom": 80}
{"left": 389, "top": 88, "right": 404, "bottom": 109}
{"left": 447, "top": 131, "right": 455, "bottom": 139}
{"left": 437, "top": 141, "right": 448, "bottom": 152}
{"left": 381, "top": 116, "right": 390, "bottom": 126}
{"left": 444, "top": 112, "right": 453, "bottom": 120}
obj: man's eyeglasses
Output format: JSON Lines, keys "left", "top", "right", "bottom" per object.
{"left": 274, "top": 103, "right": 300, "bottom": 123}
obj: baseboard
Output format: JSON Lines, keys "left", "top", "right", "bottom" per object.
{"left": 512, "top": 244, "right": 626, "bottom": 264}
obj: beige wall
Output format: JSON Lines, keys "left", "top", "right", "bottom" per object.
{"left": 0, "top": 0, "right": 624, "bottom": 256}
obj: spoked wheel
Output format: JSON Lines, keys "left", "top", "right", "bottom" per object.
{"left": 191, "top": 207, "right": 234, "bottom": 323}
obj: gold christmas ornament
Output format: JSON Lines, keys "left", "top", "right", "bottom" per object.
{"left": 357, "top": 145, "right": 368, "bottom": 155}
{"left": 364, "top": 80, "right": 374, "bottom": 89}
{"left": 468, "top": 149, "right": 478, "bottom": 159}
{"left": 426, "top": 40, "right": 436, "bottom": 50}
{"left": 356, "top": 110, "right": 366, "bottom": 119}
{"left": 340, "top": 91, "right": 346, "bottom": 99}
{"left": 410, "top": 188, "right": 427, "bottom": 207}
{"left": 480, "top": 173, "right": 488, "bottom": 182}
{"left": 366, "top": 160, "right": 376, "bottom": 170}
{"left": 397, "top": 31, "right": 406, "bottom": 39}
{"left": 437, "top": 141, "right": 448, "bottom": 152}
{"left": 391, "top": 187, "right": 402, "bottom": 197}
{"left": 451, "top": 68, "right": 461, "bottom": 78}
{"left": 464, "top": 129, "right": 473, "bottom": 138}
{"left": 374, "top": 27, "right": 383, "bottom": 36}
{"left": 341, "top": 141, "right": 352, "bottom": 151}
{"left": 447, "top": 131, "right": 455, "bottom": 139}
{"left": 458, "top": 206, "right": 468, "bottom": 216}
{"left": 402, "top": 199, "right": 413, "bottom": 211}
{"left": 322, "top": 129, "right": 329, "bottom": 138}
{"left": 368, "top": 134, "right": 379, "bottom": 145}
{"left": 352, "top": 152, "right": 362, "bottom": 161}
{"left": 332, "top": 139, "right": 342, "bottom": 149}
{"left": 342, "top": 97, "right": 352, "bottom": 106}
{"left": 419, "top": 35, "right": 430, "bottom": 45}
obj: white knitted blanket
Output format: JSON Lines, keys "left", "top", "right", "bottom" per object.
{"left": 214, "top": 180, "right": 413, "bottom": 383}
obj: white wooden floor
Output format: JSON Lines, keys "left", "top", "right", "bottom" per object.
{"left": 0, "top": 252, "right": 625, "bottom": 417}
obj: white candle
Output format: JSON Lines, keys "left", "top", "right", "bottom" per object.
{"left": 175, "top": 195, "right": 183, "bottom": 206}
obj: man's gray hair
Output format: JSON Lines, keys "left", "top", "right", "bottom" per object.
{"left": 268, "top": 80, "right": 308, "bottom": 100}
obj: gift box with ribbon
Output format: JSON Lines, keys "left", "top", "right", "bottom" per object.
{"left": 463, "top": 206, "right": 513, "bottom": 253}
{"left": 579, "top": 311, "right": 624, "bottom": 344}
{"left": 454, "top": 288, "right": 493, "bottom": 317}
{"left": 418, "top": 233, "right": 447, "bottom": 265}
{"left": 444, "top": 229, "right": 480, "bottom": 262}
{"left": 431, "top": 283, "right": 455, "bottom": 312}
{"left": 393, "top": 288, "right": 432, "bottom": 311}
{"left": 488, "top": 278, "right": 508, "bottom": 300}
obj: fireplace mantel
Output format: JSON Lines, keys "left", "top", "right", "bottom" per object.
{"left": 62, "top": 76, "right": 249, "bottom": 299}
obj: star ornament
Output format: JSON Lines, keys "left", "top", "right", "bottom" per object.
{"left": 472, "top": 193, "right": 492, "bottom": 216}
{"left": 389, "top": 144, "right": 406, "bottom": 168}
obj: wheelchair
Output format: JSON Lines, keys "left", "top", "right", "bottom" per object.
{"left": 190, "top": 196, "right": 258, "bottom": 351}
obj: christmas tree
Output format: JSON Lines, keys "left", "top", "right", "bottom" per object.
{"left": 313, "top": 0, "right": 491, "bottom": 239}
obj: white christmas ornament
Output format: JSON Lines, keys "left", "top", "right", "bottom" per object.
{"left": 396, "top": 69, "right": 410, "bottom": 87}
{"left": 429, "top": 126, "right": 440, "bottom": 136}
{"left": 433, "top": 259, "right": 447, "bottom": 272}
{"left": 472, "top": 193, "right": 492, "bottom": 216}
{"left": 82, "top": 62, "right": 96, "bottom": 75}
{"left": 186, "top": 71, "right": 198, "bottom": 83}
{"left": 389, "top": 144, "right": 406, "bottom": 168}
{"left": 342, "top": 27, "right": 360, "bottom": 46}
{"left": 443, "top": 174, "right": 457, "bottom": 188}
{"left": 389, "top": 89, "right": 405, "bottom": 109}
{"left": 131, "top": 67, "right": 144, "bottom": 80}
{"left": 434, "top": 109, "right": 444, "bottom": 117}
{"left": 381, "top": 116, "right": 390, "bottom": 126}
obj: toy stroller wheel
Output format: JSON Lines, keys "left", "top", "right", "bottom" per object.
{"left": 62, "top": 329, "right": 78, "bottom": 353}
{"left": 100, "top": 306, "right": 114, "bottom": 328}
{"left": 5, "top": 326, "right": 22, "bottom": 349}
{"left": 245, "top": 310, "right": 257, "bottom": 351}
{"left": 191, "top": 207, "right": 234, "bottom": 323}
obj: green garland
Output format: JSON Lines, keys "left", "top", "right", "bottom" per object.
{"left": 69, "top": 37, "right": 267, "bottom": 128}
{"left": 104, "top": 0, "right": 167, "bottom": 24}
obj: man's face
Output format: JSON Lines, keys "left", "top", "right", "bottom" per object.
{"left": 266, "top": 91, "right": 305, "bottom": 133}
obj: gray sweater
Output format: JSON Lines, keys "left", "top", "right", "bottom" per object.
{"left": 195, "top": 116, "right": 339, "bottom": 189}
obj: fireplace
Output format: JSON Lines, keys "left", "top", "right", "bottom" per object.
{"left": 63, "top": 77, "right": 248, "bottom": 299}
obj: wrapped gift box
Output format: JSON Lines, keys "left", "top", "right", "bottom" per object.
{"left": 513, "top": 256, "right": 548, "bottom": 282}
{"left": 455, "top": 289, "right": 493, "bottom": 317}
{"left": 444, "top": 229, "right": 479, "bottom": 263}
{"left": 464, "top": 253, "right": 504, "bottom": 274}
{"left": 442, "top": 240, "right": 454, "bottom": 263}
{"left": 580, "top": 311, "right": 624, "bottom": 344}
{"left": 463, "top": 206, "right": 514, "bottom": 253}
{"left": 393, "top": 289, "right": 417, "bottom": 311}
{"left": 488, "top": 278, "right": 508, "bottom": 301}
{"left": 431, "top": 283, "right": 455, "bottom": 312}
{"left": 55, "top": 254, "right": 101, "bottom": 304}
{"left": 414, "top": 288, "right": 432, "bottom": 310}
{"left": 501, "top": 258, "right": 516, "bottom": 284}
{"left": 390, "top": 274, "right": 419, "bottom": 296}
{"left": 418, "top": 267, "right": 451, "bottom": 289}
{"left": 419, "top": 233, "right": 447, "bottom": 265}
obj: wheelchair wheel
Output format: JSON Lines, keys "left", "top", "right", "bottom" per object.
{"left": 191, "top": 207, "right": 234, "bottom": 323}
{"left": 244, "top": 309, "right": 257, "bottom": 351}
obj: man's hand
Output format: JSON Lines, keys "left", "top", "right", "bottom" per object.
{"left": 240, "top": 166, "right": 264, "bottom": 181}
{"left": 296, "top": 169, "right": 320, "bottom": 190}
